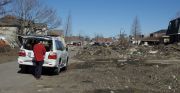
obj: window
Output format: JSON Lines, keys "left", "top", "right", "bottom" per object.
{"left": 55, "top": 40, "right": 60, "bottom": 50}
{"left": 169, "top": 22, "right": 171, "bottom": 28}
{"left": 175, "top": 19, "right": 179, "bottom": 28}
{"left": 23, "top": 38, "right": 52, "bottom": 51}
{"left": 55, "top": 40, "right": 64, "bottom": 51}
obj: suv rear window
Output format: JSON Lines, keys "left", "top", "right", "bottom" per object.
{"left": 23, "top": 38, "right": 52, "bottom": 51}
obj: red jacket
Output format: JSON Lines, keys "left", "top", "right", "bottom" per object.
{"left": 33, "top": 43, "right": 46, "bottom": 62}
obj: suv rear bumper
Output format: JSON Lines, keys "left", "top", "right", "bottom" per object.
{"left": 18, "top": 59, "right": 57, "bottom": 67}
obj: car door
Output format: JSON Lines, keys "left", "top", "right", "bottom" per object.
{"left": 55, "top": 40, "right": 66, "bottom": 65}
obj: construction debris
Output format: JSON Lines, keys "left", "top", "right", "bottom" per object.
{"left": 0, "top": 39, "right": 11, "bottom": 53}
{"left": 76, "top": 46, "right": 121, "bottom": 61}
{"left": 76, "top": 44, "right": 180, "bottom": 61}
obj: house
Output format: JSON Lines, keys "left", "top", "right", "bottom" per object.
{"left": 166, "top": 17, "right": 180, "bottom": 43}
{"left": 65, "top": 36, "right": 84, "bottom": 46}
{"left": 0, "top": 15, "right": 48, "bottom": 47}
{"left": 47, "top": 29, "right": 64, "bottom": 37}
{"left": 141, "top": 29, "right": 166, "bottom": 45}
{"left": 91, "top": 37, "right": 113, "bottom": 46}
{"left": 150, "top": 29, "right": 166, "bottom": 38}
{"left": 0, "top": 15, "right": 48, "bottom": 35}
{"left": 0, "top": 15, "right": 19, "bottom": 47}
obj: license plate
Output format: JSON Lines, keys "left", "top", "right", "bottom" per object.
{"left": 24, "top": 60, "right": 32, "bottom": 62}
{"left": 44, "top": 61, "right": 49, "bottom": 64}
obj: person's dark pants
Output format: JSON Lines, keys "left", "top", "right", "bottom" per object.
{"left": 34, "top": 61, "right": 44, "bottom": 78}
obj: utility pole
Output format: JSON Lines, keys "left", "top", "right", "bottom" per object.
{"left": 65, "top": 11, "right": 72, "bottom": 37}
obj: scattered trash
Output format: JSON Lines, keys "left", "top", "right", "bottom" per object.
{"left": 110, "top": 90, "right": 114, "bottom": 93}
{"left": 168, "top": 86, "right": 172, "bottom": 90}
{"left": 149, "top": 50, "right": 158, "bottom": 54}
{"left": 172, "top": 75, "right": 176, "bottom": 79}
{"left": 76, "top": 44, "right": 180, "bottom": 61}
{"left": 125, "top": 86, "right": 129, "bottom": 88}
{"left": 76, "top": 46, "right": 120, "bottom": 60}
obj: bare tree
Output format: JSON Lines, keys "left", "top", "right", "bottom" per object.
{"left": 0, "top": 0, "right": 11, "bottom": 16}
{"left": 65, "top": 12, "right": 72, "bottom": 37}
{"left": 131, "top": 16, "right": 141, "bottom": 44}
{"left": 118, "top": 29, "right": 128, "bottom": 46}
{"left": 12, "top": 0, "right": 61, "bottom": 35}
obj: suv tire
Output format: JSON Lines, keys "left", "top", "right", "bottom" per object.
{"left": 63, "top": 58, "right": 68, "bottom": 71}
{"left": 54, "top": 59, "right": 61, "bottom": 75}
{"left": 19, "top": 65, "right": 28, "bottom": 73}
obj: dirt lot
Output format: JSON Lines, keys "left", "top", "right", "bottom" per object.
{"left": 23, "top": 60, "right": 179, "bottom": 93}
{"left": 0, "top": 46, "right": 180, "bottom": 93}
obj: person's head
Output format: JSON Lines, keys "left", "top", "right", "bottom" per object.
{"left": 35, "top": 39, "right": 41, "bottom": 44}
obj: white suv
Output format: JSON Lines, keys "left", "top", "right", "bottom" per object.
{"left": 18, "top": 36, "right": 69, "bottom": 74}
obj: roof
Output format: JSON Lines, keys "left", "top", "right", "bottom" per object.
{"left": 65, "top": 36, "right": 83, "bottom": 42}
{"left": 0, "top": 15, "right": 19, "bottom": 27}
{"left": 141, "top": 37, "right": 160, "bottom": 42}
{"left": 47, "top": 30, "right": 64, "bottom": 36}
{"left": 151, "top": 29, "right": 167, "bottom": 34}
{"left": 170, "top": 17, "right": 180, "bottom": 22}
{"left": 93, "top": 37, "right": 113, "bottom": 43}
{"left": 0, "top": 15, "right": 47, "bottom": 29}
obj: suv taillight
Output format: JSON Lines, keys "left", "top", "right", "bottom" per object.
{"left": 18, "top": 50, "right": 26, "bottom": 57}
{"left": 48, "top": 52, "right": 57, "bottom": 59}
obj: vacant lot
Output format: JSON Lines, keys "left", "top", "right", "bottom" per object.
{"left": 0, "top": 46, "right": 180, "bottom": 93}
{"left": 27, "top": 60, "right": 179, "bottom": 93}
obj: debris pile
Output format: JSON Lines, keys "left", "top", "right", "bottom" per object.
{"left": 129, "top": 44, "right": 180, "bottom": 60}
{"left": 76, "top": 46, "right": 121, "bottom": 61}
{"left": 70, "top": 60, "right": 180, "bottom": 93}
{"left": 0, "top": 39, "right": 11, "bottom": 53}
{"left": 76, "top": 43, "right": 180, "bottom": 61}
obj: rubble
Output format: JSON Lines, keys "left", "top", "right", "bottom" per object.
{"left": 76, "top": 43, "right": 180, "bottom": 62}
{"left": 75, "top": 46, "right": 120, "bottom": 61}
{"left": 72, "top": 43, "right": 180, "bottom": 93}
{"left": 68, "top": 60, "right": 180, "bottom": 93}
{"left": 149, "top": 50, "right": 158, "bottom": 54}
{"left": 0, "top": 39, "right": 11, "bottom": 53}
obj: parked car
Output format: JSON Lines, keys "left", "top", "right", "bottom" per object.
{"left": 18, "top": 35, "right": 69, "bottom": 74}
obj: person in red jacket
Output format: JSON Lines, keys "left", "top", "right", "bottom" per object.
{"left": 33, "top": 40, "right": 46, "bottom": 80}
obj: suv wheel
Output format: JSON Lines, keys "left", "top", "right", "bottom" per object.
{"left": 63, "top": 58, "right": 68, "bottom": 71}
{"left": 54, "top": 59, "right": 61, "bottom": 75}
{"left": 54, "top": 67, "right": 60, "bottom": 75}
{"left": 19, "top": 65, "right": 28, "bottom": 73}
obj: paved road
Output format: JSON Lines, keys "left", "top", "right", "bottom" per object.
{"left": 0, "top": 61, "right": 36, "bottom": 93}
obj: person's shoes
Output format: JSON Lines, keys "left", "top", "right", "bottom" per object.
{"left": 35, "top": 76, "right": 43, "bottom": 80}
{"left": 36, "top": 77, "right": 43, "bottom": 80}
